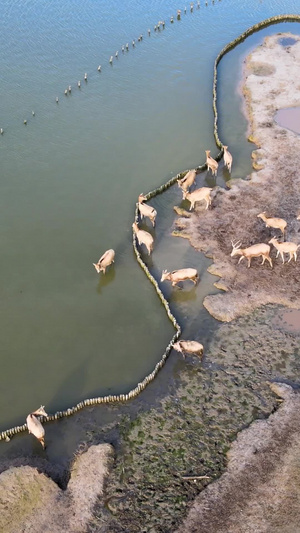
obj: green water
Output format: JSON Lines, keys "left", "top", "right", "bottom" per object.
{"left": 0, "top": 0, "right": 299, "bottom": 446}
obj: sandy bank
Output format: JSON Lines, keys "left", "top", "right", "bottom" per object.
{"left": 0, "top": 443, "right": 113, "bottom": 533}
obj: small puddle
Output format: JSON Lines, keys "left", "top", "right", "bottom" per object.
{"left": 279, "top": 37, "right": 297, "bottom": 47}
{"left": 275, "top": 107, "right": 300, "bottom": 135}
{"left": 272, "top": 309, "right": 300, "bottom": 334}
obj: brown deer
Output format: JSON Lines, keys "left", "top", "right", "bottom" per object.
{"left": 230, "top": 240, "right": 272, "bottom": 268}
{"left": 161, "top": 268, "right": 199, "bottom": 287}
{"left": 205, "top": 150, "right": 218, "bottom": 176}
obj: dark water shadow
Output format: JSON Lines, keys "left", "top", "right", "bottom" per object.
{"left": 279, "top": 37, "right": 297, "bottom": 46}
{"left": 138, "top": 220, "right": 156, "bottom": 238}
{"left": 169, "top": 286, "right": 197, "bottom": 303}
{"left": 96, "top": 266, "right": 116, "bottom": 294}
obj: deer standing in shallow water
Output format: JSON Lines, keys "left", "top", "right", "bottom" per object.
{"left": 26, "top": 406, "right": 48, "bottom": 448}
{"left": 93, "top": 249, "right": 115, "bottom": 274}
{"left": 223, "top": 145, "right": 232, "bottom": 172}
{"left": 177, "top": 169, "right": 197, "bottom": 192}
{"left": 132, "top": 222, "right": 154, "bottom": 255}
{"left": 205, "top": 150, "right": 218, "bottom": 176}
{"left": 137, "top": 194, "right": 157, "bottom": 227}
{"left": 161, "top": 268, "right": 199, "bottom": 287}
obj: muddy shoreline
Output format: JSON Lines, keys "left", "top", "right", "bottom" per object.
{"left": 173, "top": 32, "right": 300, "bottom": 322}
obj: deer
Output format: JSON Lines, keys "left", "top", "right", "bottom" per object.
{"left": 173, "top": 340, "right": 203, "bottom": 358}
{"left": 93, "top": 249, "right": 115, "bottom": 274}
{"left": 132, "top": 222, "right": 154, "bottom": 255}
{"left": 182, "top": 187, "right": 212, "bottom": 210}
{"left": 26, "top": 406, "right": 48, "bottom": 449}
{"left": 269, "top": 238, "right": 300, "bottom": 263}
{"left": 205, "top": 150, "right": 218, "bottom": 176}
{"left": 177, "top": 169, "right": 197, "bottom": 192}
{"left": 137, "top": 194, "right": 157, "bottom": 227}
{"left": 257, "top": 212, "right": 287, "bottom": 237}
{"left": 161, "top": 268, "right": 199, "bottom": 287}
{"left": 230, "top": 240, "right": 273, "bottom": 268}
{"left": 223, "top": 145, "right": 232, "bottom": 172}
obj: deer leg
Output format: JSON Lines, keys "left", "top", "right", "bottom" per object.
{"left": 280, "top": 252, "right": 285, "bottom": 264}
{"left": 267, "top": 256, "right": 273, "bottom": 267}
{"left": 247, "top": 257, "right": 251, "bottom": 268}
{"left": 294, "top": 252, "right": 297, "bottom": 261}
{"left": 276, "top": 250, "right": 279, "bottom": 258}
{"left": 261, "top": 255, "right": 266, "bottom": 265}
{"left": 288, "top": 253, "right": 292, "bottom": 263}
{"left": 238, "top": 256, "right": 244, "bottom": 264}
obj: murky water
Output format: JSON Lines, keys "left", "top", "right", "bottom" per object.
{"left": 275, "top": 106, "right": 300, "bottom": 134}
{"left": 0, "top": 0, "right": 300, "bottom": 448}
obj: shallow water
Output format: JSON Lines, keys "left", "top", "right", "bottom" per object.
{"left": 275, "top": 106, "right": 300, "bottom": 134}
{"left": 0, "top": 0, "right": 300, "bottom": 445}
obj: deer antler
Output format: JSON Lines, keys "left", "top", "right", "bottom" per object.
{"left": 231, "top": 239, "right": 241, "bottom": 249}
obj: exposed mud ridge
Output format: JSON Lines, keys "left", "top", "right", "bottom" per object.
{"left": 88, "top": 304, "right": 300, "bottom": 532}
{"left": 174, "top": 33, "right": 300, "bottom": 322}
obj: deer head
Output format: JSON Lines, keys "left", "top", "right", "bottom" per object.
{"left": 230, "top": 240, "right": 242, "bottom": 257}
{"left": 161, "top": 270, "right": 169, "bottom": 282}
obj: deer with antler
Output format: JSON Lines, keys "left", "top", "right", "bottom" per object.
{"left": 230, "top": 240, "right": 273, "bottom": 268}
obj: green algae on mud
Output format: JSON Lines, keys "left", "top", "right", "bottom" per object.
{"left": 88, "top": 304, "right": 300, "bottom": 532}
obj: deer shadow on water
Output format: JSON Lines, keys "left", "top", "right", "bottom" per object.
{"left": 169, "top": 284, "right": 197, "bottom": 303}
{"left": 96, "top": 266, "right": 116, "bottom": 294}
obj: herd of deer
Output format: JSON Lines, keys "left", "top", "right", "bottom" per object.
{"left": 93, "top": 146, "right": 235, "bottom": 279}
{"left": 92, "top": 149, "right": 227, "bottom": 278}
{"left": 27, "top": 145, "right": 300, "bottom": 448}
{"left": 91, "top": 145, "right": 300, "bottom": 363}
